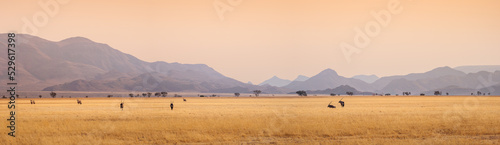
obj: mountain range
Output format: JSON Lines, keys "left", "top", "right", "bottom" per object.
{"left": 258, "top": 75, "right": 310, "bottom": 87}
{"left": 2, "top": 34, "right": 499, "bottom": 95}
{"left": 283, "top": 69, "right": 375, "bottom": 92}
{"left": 352, "top": 75, "right": 379, "bottom": 83}
{"left": 0, "top": 34, "right": 285, "bottom": 93}
{"left": 303, "top": 85, "right": 373, "bottom": 95}
{"left": 454, "top": 65, "right": 500, "bottom": 74}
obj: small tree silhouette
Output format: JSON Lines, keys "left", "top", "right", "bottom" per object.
{"left": 296, "top": 90, "right": 307, "bottom": 96}
{"left": 39, "top": 95, "right": 42, "bottom": 98}
{"left": 161, "top": 92, "right": 168, "bottom": 97}
{"left": 129, "top": 93, "right": 134, "bottom": 97}
{"left": 50, "top": 92, "right": 56, "bottom": 98}
{"left": 253, "top": 90, "right": 262, "bottom": 97}
{"left": 234, "top": 93, "right": 240, "bottom": 97}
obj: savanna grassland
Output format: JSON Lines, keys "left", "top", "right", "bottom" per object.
{"left": 1, "top": 96, "right": 499, "bottom": 144}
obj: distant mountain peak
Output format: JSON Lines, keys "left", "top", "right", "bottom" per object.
{"left": 259, "top": 76, "right": 292, "bottom": 87}
{"left": 318, "top": 68, "right": 338, "bottom": 76}
{"left": 59, "top": 36, "right": 95, "bottom": 44}
{"left": 293, "top": 75, "right": 309, "bottom": 82}
{"left": 425, "top": 66, "right": 465, "bottom": 76}
{"left": 431, "top": 66, "right": 453, "bottom": 71}
{"left": 352, "top": 74, "right": 379, "bottom": 83}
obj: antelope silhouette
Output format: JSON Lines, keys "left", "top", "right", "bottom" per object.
{"left": 327, "top": 101, "right": 336, "bottom": 108}
{"left": 338, "top": 98, "right": 344, "bottom": 107}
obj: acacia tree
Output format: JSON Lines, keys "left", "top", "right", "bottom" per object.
{"left": 154, "top": 92, "right": 161, "bottom": 97}
{"left": 253, "top": 90, "right": 262, "bottom": 97}
{"left": 161, "top": 92, "right": 168, "bottom": 97}
{"left": 129, "top": 93, "right": 134, "bottom": 97}
{"left": 142, "top": 93, "right": 147, "bottom": 97}
{"left": 234, "top": 93, "right": 240, "bottom": 97}
{"left": 346, "top": 92, "right": 354, "bottom": 96}
{"left": 39, "top": 95, "right": 42, "bottom": 98}
{"left": 296, "top": 90, "right": 307, "bottom": 96}
{"left": 147, "top": 92, "right": 152, "bottom": 97}
{"left": 50, "top": 92, "right": 56, "bottom": 98}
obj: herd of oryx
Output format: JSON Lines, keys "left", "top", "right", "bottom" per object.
{"left": 27, "top": 98, "right": 185, "bottom": 111}
{"left": 27, "top": 96, "right": 347, "bottom": 110}
{"left": 327, "top": 97, "right": 345, "bottom": 109}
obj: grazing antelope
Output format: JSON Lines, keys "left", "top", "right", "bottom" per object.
{"left": 77, "top": 99, "right": 82, "bottom": 104}
{"left": 338, "top": 98, "right": 344, "bottom": 107}
{"left": 183, "top": 98, "right": 186, "bottom": 102}
{"left": 327, "top": 101, "right": 336, "bottom": 108}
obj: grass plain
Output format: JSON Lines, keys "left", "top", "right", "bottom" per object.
{"left": 1, "top": 96, "right": 499, "bottom": 144}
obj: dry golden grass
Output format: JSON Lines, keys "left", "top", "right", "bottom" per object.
{"left": 1, "top": 96, "right": 499, "bottom": 144}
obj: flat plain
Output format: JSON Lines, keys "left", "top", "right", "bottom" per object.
{"left": 1, "top": 96, "right": 499, "bottom": 144}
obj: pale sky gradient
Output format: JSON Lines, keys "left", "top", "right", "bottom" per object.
{"left": 1, "top": 0, "right": 499, "bottom": 84}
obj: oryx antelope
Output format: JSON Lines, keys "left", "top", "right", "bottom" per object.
{"left": 327, "top": 101, "right": 336, "bottom": 108}
{"left": 338, "top": 98, "right": 344, "bottom": 107}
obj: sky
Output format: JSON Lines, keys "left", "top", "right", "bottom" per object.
{"left": 1, "top": 0, "right": 500, "bottom": 84}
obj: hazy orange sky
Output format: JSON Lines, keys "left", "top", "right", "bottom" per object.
{"left": 1, "top": 0, "right": 500, "bottom": 83}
